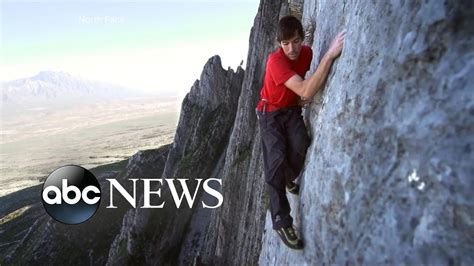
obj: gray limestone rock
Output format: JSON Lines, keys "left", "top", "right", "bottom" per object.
{"left": 259, "top": 0, "right": 474, "bottom": 265}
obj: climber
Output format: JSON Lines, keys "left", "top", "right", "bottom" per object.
{"left": 255, "top": 15, "right": 345, "bottom": 250}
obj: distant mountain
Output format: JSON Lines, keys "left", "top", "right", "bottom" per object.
{"left": 1, "top": 71, "right": 142, "bottom": 109}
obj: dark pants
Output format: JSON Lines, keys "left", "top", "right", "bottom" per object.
{"left": 257, "top": 106, "right": 310, "bottom": 229}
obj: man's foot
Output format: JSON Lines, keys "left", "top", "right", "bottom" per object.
{"left": 276, "top": 225, "right": 304, "bottom": 250}
{"left": 286, "top": 181, "right": 299, "bottom": 195}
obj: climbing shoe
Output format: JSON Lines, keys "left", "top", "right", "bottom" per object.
{"left": 286, "top": 181, "right": 299, "bottom": 195}
{"left": 276, "top": 225, "right": 304, "bottom": 250}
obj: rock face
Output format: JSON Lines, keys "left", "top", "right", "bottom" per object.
{"left": 258, "top": 0, "right": 474, "bottom": 265}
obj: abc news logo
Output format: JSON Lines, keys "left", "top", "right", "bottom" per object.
{"left": 42, "top": 165, "right": 223, "bottom": 225}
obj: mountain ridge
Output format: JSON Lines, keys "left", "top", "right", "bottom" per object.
{"left": 1, "top": 71, "right": 143, "bottom": 108}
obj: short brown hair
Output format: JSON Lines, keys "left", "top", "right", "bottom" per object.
{"left": 277, "top": 15, "right": 304, "bottom": 42}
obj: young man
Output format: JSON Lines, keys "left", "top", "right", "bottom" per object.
{"left": 256, "top": 15, "right": 345, "bottom": 249}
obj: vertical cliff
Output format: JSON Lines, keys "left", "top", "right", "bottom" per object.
{"left": 106, "top": 56, "right": 244, "bottom": 265}
{"left": 200, "top": 0, "right": 289, "bottom": 264}
{"left": 258, "top": 0, "right": 474, "bottom": 265}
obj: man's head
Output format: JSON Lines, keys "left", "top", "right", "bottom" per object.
{"left": 277, "top": 15, "right": 304, "bottom": 61}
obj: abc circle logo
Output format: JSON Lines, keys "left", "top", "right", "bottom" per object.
{"left": 42, "top": 165, "right": 101, "bottom": 225}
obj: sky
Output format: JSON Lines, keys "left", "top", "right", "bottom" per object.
{"left": 0, "top": 0, "right": 260, "bottom": 96}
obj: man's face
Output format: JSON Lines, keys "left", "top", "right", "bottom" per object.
{"left": 280, "top": 34, "right": 303, "bottom": 61}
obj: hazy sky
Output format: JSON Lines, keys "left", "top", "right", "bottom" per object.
{"left": 0, "top": 0, "right": 259, "bottom": 96}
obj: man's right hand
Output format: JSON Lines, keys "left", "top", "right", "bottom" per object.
{"left": 284, "top": 29, "right": 347, "bottom": 99}
{"left": 326, "top": 30, "right": 346, "bottom": 59}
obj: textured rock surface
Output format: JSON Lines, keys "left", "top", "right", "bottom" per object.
{"left": 103, "top": 146, "right": 171, "bottom": 265}
{"left": 259, "top": 0, "right": 474, "bottom": 265}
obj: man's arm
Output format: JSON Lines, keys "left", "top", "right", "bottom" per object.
{"left": 285, "top": 30, "right": 346, "bottom": 99}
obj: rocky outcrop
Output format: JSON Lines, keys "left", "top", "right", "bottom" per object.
{"left": 162, "top": 55, "right": 244, "bottom": 179}
{"left": 106, "top": 55, "right": 244, "bottom": 265}
{"left": 258, "top": 0, "right": 474, "bottom": 265}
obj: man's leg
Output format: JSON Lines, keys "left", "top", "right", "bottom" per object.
{"left": 257, "top": 109, "right": 304, "bottom": 250}
{"left": 258, "top": 111, "right": 293, "bottom": 230}
{"left": 285, "top": 107, "right": 310, "bottom": 183}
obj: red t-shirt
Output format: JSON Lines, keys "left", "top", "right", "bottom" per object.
{"left": 256, "top": 45, "right": 313, "bottom": 112}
